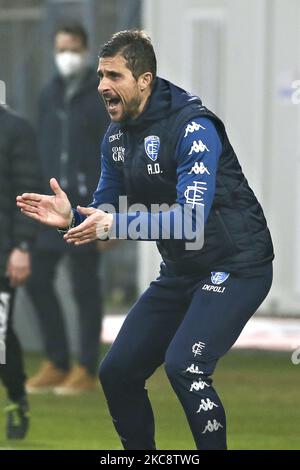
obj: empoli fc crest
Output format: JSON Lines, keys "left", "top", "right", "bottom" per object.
{"left": 211, "top": 272, "right": 230, "bottom": 285}
{"left": 144, "top": 135, "right": 160, "bottom": 161}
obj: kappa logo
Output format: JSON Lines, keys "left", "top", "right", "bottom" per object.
{"left": 202, "top": 419, "right": 223, "bottom": 434}
{"left": 184, "top": 121, "right": 206, "bottom": 138}
{"left": 144, "top": 135, "right": 160, "bottom": 161}
{"left": 109, "top": 130, "right": 123, "bottom": 143}
{"left": 185, "top": 364, "right": 204, "bottom": 375}
{"left": 190, "top": 378, "right": 210, "bottom": 392}
{"left": 196, "top": 399, "right": 219, "bottom": 413}
{"left": 188, "top": 140, "right": 210, "bottom": 155}
{"left": 184, "top": 181, "right": 207, "bottom": 208}
{"left": 112, "top": 146, "right": 125, "bottom": 162}
{"left": 188, "top": 162, "right": 210, "bottom": 175}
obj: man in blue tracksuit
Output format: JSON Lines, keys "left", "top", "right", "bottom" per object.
{"left": 17, "top": 30, "right": 274, "bottom": 450}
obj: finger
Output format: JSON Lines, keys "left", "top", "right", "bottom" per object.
{"left": 50, "top": 178, "right": 64, "bottom": 196}
{"left": 64, "top": 229, "right": 86, "bottom": 239}
{"left": 20, "top": 209, "right": 43, "bottom": 221}
{"left": 76, "top": 205, "right": 97, "bottom": 216}
{"left": 18, "top": 193, "right": 42, "bottom": 202}
{"left": 66, "top": 232, "right": 94, "bottom": 243}
{"left": 66, "top": 228, "right": 95, "bottom": 240}
{"left": 65, "top": 222, "right": 91, "bottom": 237}
{"left": 17, "top": 202, "right": 40, "bottom": 213}
{"left": 74, "top": 238, "right": 94, "bottom": 246}
{"left": 17, "top": 199, "right": 39, "bottom": 207}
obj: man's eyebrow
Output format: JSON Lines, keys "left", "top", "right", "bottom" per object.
{"left": 97, "top": 69, "right": 122, "bottom": 78}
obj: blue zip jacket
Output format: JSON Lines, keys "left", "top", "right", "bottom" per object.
{"left": 73, "top": 77, "right": 274, "bottom": 277}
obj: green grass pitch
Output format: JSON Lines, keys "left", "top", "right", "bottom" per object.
{"left": 0, "top": 349, "right": 299, "bottom": 450}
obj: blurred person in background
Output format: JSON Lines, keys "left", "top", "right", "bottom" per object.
{"left": 25, "top": 23, "right": 109, "bottom": 395}
{"left": 0, "top": 104, "right": 41, "bottom": 439}
{"left": 18, "top": 30, "right": 274, "bottom": 450}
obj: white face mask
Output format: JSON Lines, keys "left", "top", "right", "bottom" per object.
{"left": 55, "top": 51, "right": 86, "bottom": 77}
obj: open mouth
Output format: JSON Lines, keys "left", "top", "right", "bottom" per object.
{"left": 104, "top": 96, "right": 121, "bottom": 112}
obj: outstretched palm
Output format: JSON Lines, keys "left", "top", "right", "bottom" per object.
{"left": 16, "top": 178, "right": 72, "bottom": 228}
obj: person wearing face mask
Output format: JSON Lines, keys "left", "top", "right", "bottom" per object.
{"left": 25, "top": 23, "right": 109, "bottom": 395}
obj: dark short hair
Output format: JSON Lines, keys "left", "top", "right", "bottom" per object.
{"left": 55, "top": 23, "right": 88, "bottom": 48}
{"left": 99, "top": 30, "right": 156, "bottom": 81}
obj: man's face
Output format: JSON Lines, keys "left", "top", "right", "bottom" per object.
{"left": 54, "top": 32, "right": 87, "bottom": 78}
{"left": 55, "top": 32, "right": 86, "bottom": 54}
{"left": 97, "top": 54, "right": 144, "bottom": 122}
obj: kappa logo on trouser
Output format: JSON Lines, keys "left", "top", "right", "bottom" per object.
{"left": 196, "top": 398, "right": 219, "bottom": 413}
{"left": 190, "top": 379, "right": 210, "bottom": 392}
{"left": 185, "top": 364, "right": 204, "bottom": 375}
{"left": 202, "top": 419, "right": 223, "bottom": 434}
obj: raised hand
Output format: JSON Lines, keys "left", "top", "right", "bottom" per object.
{"left": 16, "top": 178, "right": 73, "bottom": 228}
{"left": 64, "top": 206, "right": 113, "bottom": 245}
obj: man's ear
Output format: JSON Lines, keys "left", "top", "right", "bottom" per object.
{"left": 139, "top": 72, "right": 153, "bottom": 92}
